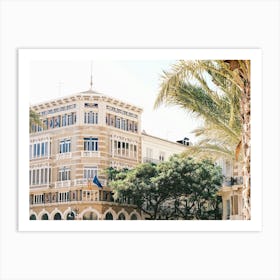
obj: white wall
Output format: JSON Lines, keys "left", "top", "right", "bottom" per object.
{"left": 142, "top": 133, "right": 187, "bottom": 162}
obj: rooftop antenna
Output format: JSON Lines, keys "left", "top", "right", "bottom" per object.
{"left": 90, "top": 61, "right": 93, "bottom": 90}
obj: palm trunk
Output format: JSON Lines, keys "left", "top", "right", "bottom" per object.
{"left": 240, "top": 75, "right": 251, "bottom": 220}
{"left": 227, "top": 60, "right": 251, "bottom": 220}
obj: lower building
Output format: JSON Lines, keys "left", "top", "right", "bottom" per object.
{"left": 217, "top": 160, "right": 244, "bottom": 220}
{"left": 30, "top": 184, "right": 141, "bottom": 220}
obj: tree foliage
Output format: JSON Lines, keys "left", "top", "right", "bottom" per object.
{"left": 154, "top": 60, "right": 245, "bottom": 161}
{"left": 109, "top": 156, "right": 223, "bottom": 220}
{"left": 29, "top": 109, "right": 42, "bottom": 132}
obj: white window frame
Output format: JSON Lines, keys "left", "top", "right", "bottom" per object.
{"left": 59, "top": 139, "right": 71, "bottom": 153}
{"left": 58, "top": 167, "right": 71, "bottom": 181}
{"left": 84, "top": 137, "right": 98, "bottom": 151}
{"left": 83, "top": 166, "right": 98, "bottom": 180}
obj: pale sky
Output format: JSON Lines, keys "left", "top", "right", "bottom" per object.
{"left": 30, "top": 60, "right": 201, "bottom": 142}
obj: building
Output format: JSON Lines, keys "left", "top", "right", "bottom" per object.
{"left": 29, "top": 88, "right": 188, "bottom": 220}
{"left": 217, "top": 159, "right": 244, "bottom": 220}
{"left": 142, "top": 132, "right": 188, "bottom": 164}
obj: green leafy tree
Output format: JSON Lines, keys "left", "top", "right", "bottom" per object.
{"left": 110, "top": 163, "right": 172, "bottom": 219}
{"left": 154, "top": 156, "right": 223, "bottom": 220}
{"left": 110, "top": 156, "right": 223, "bottom": 220}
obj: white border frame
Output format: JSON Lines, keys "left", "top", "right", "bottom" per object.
{"left": 18, "top": 48, "right": 262, "bottom": 231}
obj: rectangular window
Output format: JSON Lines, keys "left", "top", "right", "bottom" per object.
{"left": 231, "top": 195, "right": 239, "bottom": 215}
{"left": 59, "top": 139, "right": 71, "bottom": 153}
{"left": 134, "top": 145, "right": 137, "bottom": 157}
{"left": 36, "top": 169, "right": 40, "bottom": 185}
{"left": 62, "top": 114, "right": 67, "bottom": 126}
{"left": 226, "top": 199, "right": 230, "bottom": 219}
{"left": 89, "top": 112, "right": 94, "bottom": 123}
{"left": 54, "top": 116, "right": 60, "bottom": 128}
{"left": 159, "top": 152, "right": 165, "bottom": 162}
{"left": 29, "top": 145, "right": 32, "bottom": 159}
{"left": 116, "top": 117, "right": 120, "bottom": 129}
{"left": 125, "top": 119, "right": 128, "bottom": 131}
{"left": 44, "top": 168, "right": 48, "bottom": 184}
{"left": 83, "top": 166, "right": 98, "bottom": 179}
{"left": 41, "top": 142, "right": 45, "bottom": 156}
{"left": 131, "top": 122, "right": 135, "bottom": 132}
{"left": 84, "top": 137, "right": 98, "bottom": 151}
{"left": 33, "top": 144, "right": 37, "bottom": 157}
{"left": 32, "top": 170, "right": 35, "bottom": 185}
{"left": 68, "top": 114, "right": 73, "bottom": 125}
{"left": 40, "top": 169, "right": 44, "bottom": 184}
{"left": 58, "top": 167, "right": 71, "bottom": 181}
{"left": 45, "top": 141, "right": 48, "bottom": 156}
{"left": 73, "top": 113, "right": 76, "bottom": 124}
{"left": 37, "top": 143, "right": 40, "bottom": 157}
{"left": 50, "top": 118, "right": 54, "bottom": 129}
{"left": 121, "top": 119, "right": 124, "bottom": 130}
{"left": 84, "top": 112, "right": 97, "bottom": 124}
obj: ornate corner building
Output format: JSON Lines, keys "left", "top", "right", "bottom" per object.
{"left": 29, "top": 89, "right": 187, "bottom": 220}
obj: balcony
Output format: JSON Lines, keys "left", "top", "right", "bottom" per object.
{"left": 81, "top": 151, "right": 100, "bottom": 157}
{"left": 56, "top": 152, "right": 72, "bottom": 160}
{"left": 73, "top": 178, "right": 107, "bottom": 187}
{"left": 30, "top": 184, "right": 50, "bottom": 189}
{"left": 54, "top": 180, "right": 71, "bottom": 188}
{"left": 223, "top": 176, "right": 243, "bottom": 186}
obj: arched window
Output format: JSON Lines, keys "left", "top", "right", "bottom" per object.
{"left": 118, "top": 213, "right": 126, "bottom": 220}
{"left": 54, "top": 213, "right": 62, "bottom": 220}
{"left": 30, "top": 214, "right": 36, "bottom": 220}
{"left": 130, "top": 214, "right": 138, "bottom": 220}
{"left": 105, "top": 212, "right": 113, "bottom": 220}
{"left": 83, "top": 211, "right": 98, "bottom": 220}
{"left": 66, "top": 211, "right": 75, "bottom": 220}
{"left": 41, "top": 213, "right": 49, "bottom": 220}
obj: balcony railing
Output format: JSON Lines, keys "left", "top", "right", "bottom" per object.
{"left": 223, "top": 176, "right": 243, "bottom": 186}
{"left": 81, "top": 151, "right": 100, "bottom": 157}
{"left": 30, "top": 184, "right": 50, "bottom": 189}
{"left": 56, "top": 152, "right": 72, "bottom": 160}
{"left": 54, "top": 180, "right": 71, "bottom": 188}
{"left": 73, "top": 178, "right": 107, "bottom": 187}
{"left": 36, "top": 179, "right": 107, "bottom": 189}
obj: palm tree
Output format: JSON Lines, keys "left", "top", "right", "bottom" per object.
{"left": 154, "top": 60, "right": 250, "bottom": 220}
{"left": 29, "top": 109, "right": 42, "bottom": 132}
